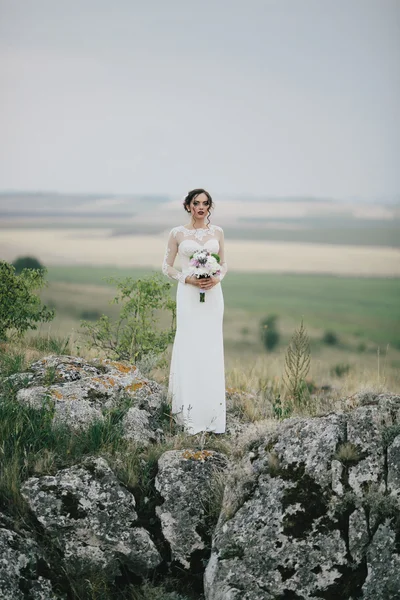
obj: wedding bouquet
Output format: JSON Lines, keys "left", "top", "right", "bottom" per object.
{"left": 188, "top": 249, "right": 221, "bottom": 302}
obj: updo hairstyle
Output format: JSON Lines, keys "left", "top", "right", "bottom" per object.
{"left": 182, "top": 189, "right": 214, "bottom": 227}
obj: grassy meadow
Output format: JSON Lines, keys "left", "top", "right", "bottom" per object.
{"left": 1, "top": 192, "right": 400, "bottom": 398}
{"left": 33, "top": 265, "right": 400, "bottom": 397}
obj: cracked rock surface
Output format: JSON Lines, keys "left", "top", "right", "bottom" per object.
{"left": 20, "top": 456, "right": 162, "bottom": 579}
{"left": 0, "top": 512, "right": 61, "bottom": 599}
{"left": 11, "top": 355, "right": 164, "bottom": 443}
{"left": 204, "top": 393, "right": 400, "bottom": 600}
{"left": 155, "top": 449, "right": 229, "bottom": 570}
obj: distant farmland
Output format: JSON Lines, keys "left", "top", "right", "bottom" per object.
{"left": 1, "top": 228, "right": 400, "bottom": 277}
{"left": 0, "top": 191, "right": 399, "bottom": 248}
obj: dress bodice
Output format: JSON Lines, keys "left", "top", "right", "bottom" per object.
{"left": 173, "top": 226, "right": 221, "bottom": 273}
{"left": 162, "top": 224, "right": 227, "bottom": 284}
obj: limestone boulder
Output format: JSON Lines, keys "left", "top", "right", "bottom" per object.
{"left": 13, "top": 355, "right": 165, "bottom": 439}
{"left": 21, "top": 456, "right": 162, "bottom": 579}
{"left": 155, "top": 449, "right": 229, "bottom": 571}
{"left": 0, "top": 512, "right": 61, "bottom": 599}
{"left": 204, "top": 393, "right": 400, "bottom": 600}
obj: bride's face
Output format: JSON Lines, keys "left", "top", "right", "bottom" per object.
{"left": 189, "top": 193, "right": 211, "bottom": 219}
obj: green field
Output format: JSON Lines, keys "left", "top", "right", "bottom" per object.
{"left": 45, "top": 266, "right": 400, "bottom": 349}
{"left": 2, "top": 221, "right": 399, "bottom": 247}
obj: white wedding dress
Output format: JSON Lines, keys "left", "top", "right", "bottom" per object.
{"left": 162, "top": 224, "right": 228, "bottom": 435}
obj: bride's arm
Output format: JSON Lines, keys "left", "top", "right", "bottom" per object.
{"left": 162, "top": 229, "right": 188, "bottom": 284}
{"left": 217, "top": 228, "right": 228, "bottom": 281}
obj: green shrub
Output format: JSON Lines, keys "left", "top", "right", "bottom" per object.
{"left": 330, "top": 363, "right": 351, "bottom": 377}
{"left": 0, "top": 261, "right": 55, "bottom": 341}
{"left": 12, "top": 256, "right": 44, "bottom": 274}
{"left": 260, "top": 315, "right": 280, "bottom": 351}
{"left": 272, "top": 395, "right": 292, "bottom": 420}
{"left": 81, "top": 273, "right": 176, "bottom": 362}
{"left": 322, "top": 330, "right": 339, "bottom": 346}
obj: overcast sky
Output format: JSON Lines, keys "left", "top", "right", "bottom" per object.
{"left": 0, "top": 0, "right": 399, "bottom": 199}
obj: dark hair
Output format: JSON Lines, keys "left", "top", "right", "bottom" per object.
{"left": 183, "top": 188, "right": 214, "bottom": 226}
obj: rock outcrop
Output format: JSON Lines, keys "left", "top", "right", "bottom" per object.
{"left": 21, "top": 456, "right": 162, "bottom": 579}
{"left": 0, "top": 513, "right": 60, "bottom": 599}
{"left": 2, "top": 354, "right": 399, "bottom": 599}
{"left": 155, "top": 449, "right": 229, "bottom": 570}
{"left": 11, "top": 355, "right": 165, "bottom": 445}
{"left": 204, "top": 393, "right": 400, "bottom": 600}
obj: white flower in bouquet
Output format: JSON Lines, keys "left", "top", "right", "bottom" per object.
{"left": 188, "top": 249, "right": 221, "bottom": 303}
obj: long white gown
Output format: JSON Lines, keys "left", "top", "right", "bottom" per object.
{"left": 162, "top": 224, "right": 228, "bottom": 435}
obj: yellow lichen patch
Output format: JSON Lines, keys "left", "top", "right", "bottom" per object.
{"left": 98, "top": 381, "right": 112, "bottom": 389}
{"left": 89, "top": 376, "right": 114, "bottom": 390}
{"left": 126, "top": 381, "right": 144, "bottom": 392}
{"left": 226, "top": 387, "right": 240, "bottom": 394}
{"left": 182, "top": 450, "right": 213, "bottom": 461}
{"left": 51, "top": 389, "right": 63, "bottom": 400}
{"left": 108, "top": 361, "right": 137, "bottom": 374}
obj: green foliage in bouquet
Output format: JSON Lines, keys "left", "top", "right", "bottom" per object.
{"left": 0, "top": 260, "right": 55, "bottom": 342}
{"left": 80, "top": 273, "right": 176, "bottom": 362}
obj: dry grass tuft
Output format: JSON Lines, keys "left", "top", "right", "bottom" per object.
{"left": 335, "top": 442, "right": 362, "bottom": 466}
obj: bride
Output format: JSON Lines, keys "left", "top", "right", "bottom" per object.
{"left": 162, "top": 189, "right": 228, "bottom": 435}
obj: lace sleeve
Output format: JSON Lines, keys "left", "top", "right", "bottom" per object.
{"left": 162, "top": 229, "right": 187, "bottom": 284}
{"left": 217, "top": 227, "right": 228, "bottom": 281}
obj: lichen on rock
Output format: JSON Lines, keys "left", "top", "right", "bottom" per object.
{"left": 155, "top": 449, "right": 228, "bottom": 571}
{"left": 13, "top": 355, "right": 165, "bottom": 440}
{"left": 20, "top": 456, "right": 162, "bottom": 579}
{"left": 0, "top": 512, "right": 61, "bottom": 599}
{"left": 204, "top": 393, "right": 400, "bottom": 600}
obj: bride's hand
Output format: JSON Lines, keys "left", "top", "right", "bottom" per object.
{"left": 200, "top": 275, "right": 219, "bottom": 290}
{"left": 185, "top": 275, "right": 202, "bottom": 286}
{"left": 185, "top": 275, "right": 219, "bottom": 289}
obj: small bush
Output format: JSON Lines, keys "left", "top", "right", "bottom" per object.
{"left": 260, "top": 315, "right": 280, "bottom": 351}
{"left": 331, "top": 363, "right": 351, "bottom": 378}
{"left": 322, "top": 330, "right": 339, "bottom": 346}
{"left": 0, "top": 261, "right": 55, "bottom": 341}
{"left": 272, "top": 395, "right": 292, "bottom": 420}
{"left": 81, "top": 273, "right": 176, "bottom": 362}
{"left": 12, "top": 256, "right": 44, "bottom": 274}
{"left": 136, "top": 351, "right": 163, "bottom": 376}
